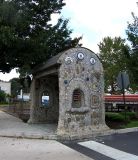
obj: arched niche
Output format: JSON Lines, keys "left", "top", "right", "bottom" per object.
{"left": 64, "top": 78, "right": 90, "bottom": 113}
{"left": 72, "top": 89, "right": 84, "bottom": 108}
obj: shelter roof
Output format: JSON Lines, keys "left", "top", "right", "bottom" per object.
{"left": 32, "top": 50, "right": 64, "bottom": 74}
{"left": 32, "top": 47, "right": 97, "bottom": 75}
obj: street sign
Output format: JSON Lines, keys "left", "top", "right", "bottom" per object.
{"left": 117, "top": 72, "right": 130, "bottom": 123}
{"left": 117, "top": 72, "right": 130, "bottom": 90}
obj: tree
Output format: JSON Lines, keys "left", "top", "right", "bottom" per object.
{"left": 98, "top": 36, "right": 130, "bottom": 94}
{"left": 10, "top": 76, "right": 32, "bottom": 97}
{"left": 126, "top": 12, "right": 138, "bottom": 91}
{"left": 0, "top": 90, "right": 6, "bottom": 103}
{"left": 0, "top": 0, "right": 81, "bottom": 73}
{"left": 10, "top": 78, "right": 22, "bottom": 97}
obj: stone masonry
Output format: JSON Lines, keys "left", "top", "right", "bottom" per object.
{"left": 28, "top": 47, "right": 108, "bottom": 139}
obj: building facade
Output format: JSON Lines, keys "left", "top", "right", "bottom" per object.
{"left": 0, "top": 81, "right": 11, "bottom": 95}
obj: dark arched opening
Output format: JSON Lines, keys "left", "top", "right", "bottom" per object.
{"left": 72, "top": 89, "right": 84, "bottom": 108}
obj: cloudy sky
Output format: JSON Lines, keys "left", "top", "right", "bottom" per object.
{"left": 0, "top": 0, "right": 138, "bottom": 81}
{"left": 61, "top": 0, "right": 138, "bottom": 52}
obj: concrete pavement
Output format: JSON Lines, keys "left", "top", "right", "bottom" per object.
{"left": 0, "top": 111, "right": 94, "bottom": 160}
{"left": 0, "top": 110, "right": 138, "bottom": 140}
{"left": 0, "top": 110, "right": 138, "bottom": 160}
{"left": 0, "top": 110, "right": 57, "bottom": 139}
{"left": 0, "top": 137, "right": 94, "bottom": 160}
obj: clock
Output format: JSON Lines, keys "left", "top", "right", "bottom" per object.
{"left": 90, "top": 57, "right": 96, "bottom": 65}
{"left": 77, "top": 52, "right": 84, "bottom": 60}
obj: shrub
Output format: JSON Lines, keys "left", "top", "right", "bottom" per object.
{"left": 120, "top": 112, "right": 136, "bottom": 120}
{"left": 105, "top": 112, "right": 126, "bottom": 122}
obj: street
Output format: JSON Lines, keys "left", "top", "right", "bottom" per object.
{"left": 62, "top": 132, "right": 138, "bottom": 160}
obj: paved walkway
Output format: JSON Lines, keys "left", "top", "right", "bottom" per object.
{"left": 0, "top": 110, "right": 138, "bottom": 140}
{"left": 0, "top": 110, "right": 57, "bottom": 139}
{"left": 0, "top": 110, "right": 138, "bottom": 160}
{"left": 0, "top": 111, "right": 94, "bottom": 160}
{"left": 0, "top": 137, "right": 94, "bottom": 160}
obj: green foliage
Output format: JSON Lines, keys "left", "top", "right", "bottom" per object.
{"left": 106, "top": 112, "right": 137, "bottom": 123}
{"left": 126, "top": 13, "right": 138, "bottom": 47}
{"left": 125, "top": 120, "right": 138, "bottom": 128}
{"left": 105, "top": 112, "right": 125, "bottom": 122}
{"left": 98, "top": 36, "right": 130, "bottom": 93}
{"left": 120, "top": 112, "right": 136, "bottom": 120}
{"left": 10, "top": 76, "right": 31, "bottom": 97}
{"left": 106, "top": 112, "right": 138, "bottom": 129}
{"left": 10, "top": 78, "right": 22, "bottom": 97}
{"left": 0, "top": 0, "right": 81, "bottom": 74}
{"left": 0, "top": 90, "right": 6, "bottom": 103}
{"left": 126, "top": 13, "right": 138, "bottom": 91}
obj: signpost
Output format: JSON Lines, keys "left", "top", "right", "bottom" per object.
{"left": 117, "top": 72, "right": 130, "bottom": 90}
{"left": 117, "top": 72, "right": 130, "bottom": 123}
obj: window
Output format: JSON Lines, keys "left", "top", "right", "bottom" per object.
{"left": 41, "top": 91, "right": 50, "bottom": 107}
{"left": 72, "top": 89, "right": 84, "bottom": 108}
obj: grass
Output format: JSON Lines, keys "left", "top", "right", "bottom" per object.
{"left": 120, "top": 112, "right": 137, "bottom": 120}
{"left": 0, "top": 104, "right": 9, "bottom": 107}
{"left": 124, "top": 120, "right": 138, "bottom": 128}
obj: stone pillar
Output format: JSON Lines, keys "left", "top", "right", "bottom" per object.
{"left": 57, "top": 47, "right": 109, "bottom": 138}
{"left": 28, "top": 78, "right": 37, "bottom": 123}
{"left": 57, "top": 76, "right": 67, "bottom": 135}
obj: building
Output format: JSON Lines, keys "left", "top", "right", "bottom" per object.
{"left": 105, "top": 94, "right": 138, "bottom": 112}
{"left": 0, "top": 80, "right": 11, "bottom": 95}
{"left": 28, "top": 47, "right": 108, "bottom": 140}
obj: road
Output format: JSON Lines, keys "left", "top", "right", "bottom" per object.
{"left": 62, "top": 132, "right": 138, "bottom": 160}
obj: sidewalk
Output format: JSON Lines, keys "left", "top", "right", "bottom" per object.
{"left": 0, "top": 137, "right": 94, "bottom": 160}
{"left": 0, "top": 111, "right": 94, "bottom": 160}
{"left": 0, "top": 110, "right": 138, "bottom": 140}
{"left": 0, "top": 110, "right": 138, "bottom": 160}
{"left": 0, "top": 110, "right": 57, "bottom": 139}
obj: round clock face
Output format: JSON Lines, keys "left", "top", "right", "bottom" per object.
{"left": 90, "top": 57, "right": 96, "bottom": 65}
{"left": 77, "top": 52, "right": 84, "bottom": 60}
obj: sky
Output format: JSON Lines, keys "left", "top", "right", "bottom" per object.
{"left": 0, "top": 0, "right": 138, "bottom": 81}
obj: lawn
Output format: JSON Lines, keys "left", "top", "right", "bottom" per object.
{"left": 0, "top": 104, "right": 9, "bottom": 107}
{"left": 125, "top": 120, "right": 138, "bottom": 128}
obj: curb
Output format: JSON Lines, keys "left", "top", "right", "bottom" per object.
{"left": 111, "top": 127, "right": 138, "bottom": 134}
{"left": 98, "top": 127, "right": 138, "bottom": 138}
{"left": 0, "top": 127, "right": 137, "bottom": 140}
{"left": 0, "top": 133, "right": 58, "bottom": 140}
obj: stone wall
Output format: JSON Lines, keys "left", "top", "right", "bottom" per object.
{"left": 29, "top": 76, "right": 59, "bottom": 123}
{"left": 57, "top": 48, "right": 108, "bottom": 137}
{"left": 28, "top": 47, "right": 108, "bottom": 139}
